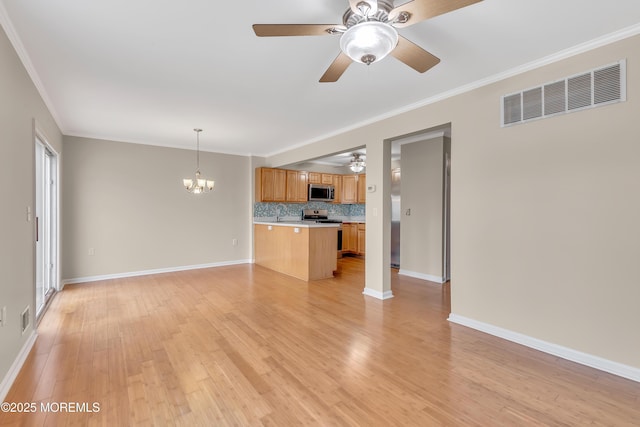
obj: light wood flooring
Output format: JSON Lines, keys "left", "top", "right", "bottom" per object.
{"left": 2, "top": 257, "right": 639, "bottom": 426}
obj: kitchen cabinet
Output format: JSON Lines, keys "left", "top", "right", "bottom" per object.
{"left": 308, "top": 172, "right": 321, "bottom": 184}
{"left": 286, "top": 170, "right": 308, "bottom": 202}
{"left": 342, "top": 223, "right": 357, "bottom": 253}
{"left": 357, "top": 174, "right": 366, "bottom": 203}
{"left": 342, "top": 222, "right": 365, "bottom": 255}
{"left": 341, "top": 175, "right": 358, "bottom": 204}
{"left": 254, "top": 223, "right": 337, "bottom": 281}
{"left": 332, "top": 174, "right": 341, "bottom": 204}
{"left": 256, "top": 167, "right": 286, "bottom": 202}
{"left": 342, "top": 174, "right": 365, "bottom": 204}
{"left": 257, "top": 168, "right": 361, "bottom": 204}
{"left": 357, "top": 223, "right": 366, "bottom": 255}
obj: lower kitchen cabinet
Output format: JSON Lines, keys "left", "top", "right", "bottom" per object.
{"left": 357, "top": 223, "right": 365, "bottom": 255}
{"left": 342, "top": 222, "right": 365, "bottom": 256}
{"left": 254, "top": 224, "right": 338, "bottom": 281}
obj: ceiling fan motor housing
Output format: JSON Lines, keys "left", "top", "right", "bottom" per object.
{"left": 342, "top": 0, "right": 395, "bottom": 27}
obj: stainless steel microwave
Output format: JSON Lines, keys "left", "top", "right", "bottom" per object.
{"left": 308, "top": 184, "right": 335, "bottom": 202}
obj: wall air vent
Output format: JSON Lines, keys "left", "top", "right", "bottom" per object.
{"left": 501, "top": 60, "right": 626, "bottom": 127}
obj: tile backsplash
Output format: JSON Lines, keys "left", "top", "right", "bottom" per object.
{"left": 254, "top": 202, "right": 365, "bottom": 221}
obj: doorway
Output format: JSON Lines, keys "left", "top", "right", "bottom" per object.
{"left": 35, "top": 136, "right": 58, "bottom": 319}
{"left": 391, "top": 125, "right": 451, "bottom": 283}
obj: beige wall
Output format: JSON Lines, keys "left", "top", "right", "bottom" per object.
{"left": 400, "top": 137, "right": 444, "bottom": 279}
{"left": 267, "top": 35, "right": 640, "bottom": 369}
{"left": 62, "top": 136, "right": 252, "bottom": 280}
{"left": 0, "top": 26, "right": 62, "bottom": 389}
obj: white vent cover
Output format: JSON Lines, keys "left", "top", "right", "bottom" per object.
{"left": 501, "top": 60, "right": 626, "bottom": 127}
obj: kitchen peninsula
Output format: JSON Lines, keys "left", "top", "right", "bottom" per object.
{"left": 254, "top": 222, "right": 339, "bottom": 281}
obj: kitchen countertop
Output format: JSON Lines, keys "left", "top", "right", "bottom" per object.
{"left": 253, "top": 221, "right": 341, "bottom": 228}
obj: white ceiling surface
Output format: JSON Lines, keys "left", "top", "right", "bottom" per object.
{"left": 2, "top": 1, "right": 640, "bottom": 157}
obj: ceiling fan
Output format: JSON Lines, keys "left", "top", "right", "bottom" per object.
{"left": 253, "top": 0, "right": 482, "bottom": 82}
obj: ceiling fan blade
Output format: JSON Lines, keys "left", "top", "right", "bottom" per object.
{"left": 253, "top": 24, "right": 344, "bottom": 37}
{"left": 390, "top": 0, "right": 482, "bottom": 28}
{"left": 390, "top": 36, "right": 440, "bottom": 73}
{"left": 349, "top": 0, "right": 378, "bottom": 16}
{"left": 320, "top": 52, "right": 352, "bottom": 82}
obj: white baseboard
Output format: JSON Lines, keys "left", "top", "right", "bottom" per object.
{"left": 398, "top": 269, "right": 445, "bottom": 284}
{"left": 448, "top": 314, "right": 640, "bottom": 383}
{"left": 61, "top": 259, "right": 253, "bottom": 287}
{"left": 0, "top": 331, "right": 37, "bottom": 402}
{"left": 362, "top": 288, "right": 394, "bottom": 300}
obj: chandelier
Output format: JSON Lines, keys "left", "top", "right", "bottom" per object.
{"left": 182, "top": 128, "right": 214, "bottom": 194}
{"left": 349, "top": 153, "right": 366, "bottom": 173}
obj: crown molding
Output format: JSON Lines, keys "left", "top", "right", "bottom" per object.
{"left": 265, "top": 23, "right": 640, "bottom": 158}
{"left": 0, "top": 3, "right": 65, "bottom": 133}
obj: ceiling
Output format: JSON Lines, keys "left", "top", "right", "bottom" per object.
{"left": 2, "top": 1, "right": 640, "bottom": 157}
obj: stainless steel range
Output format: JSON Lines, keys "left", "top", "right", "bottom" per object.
{"left": 301, "top": 209, "right": 342, "bottom": 224}
{"left": 302, "top": 209, "right": 343, "bottom": 258}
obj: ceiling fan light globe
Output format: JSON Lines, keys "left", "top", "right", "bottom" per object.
{"left": 340, "top": 21, "right": 398, "bottom": 65}
{"left": 350, "top": 164, "right": 365, "bottom": 173}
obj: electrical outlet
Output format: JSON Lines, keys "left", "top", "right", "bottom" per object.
{"left": 1, "top": 306, "right": 7, "bottom": 327}
{"left": 88, "top": 247, "right": 95, "bottom": 256}
{"left": 232, "top": 238, "right": 238, "bottom": 246}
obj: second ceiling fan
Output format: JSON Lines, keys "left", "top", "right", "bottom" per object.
{"left": 253, "top": 0, "right": 482, "bottom": 82}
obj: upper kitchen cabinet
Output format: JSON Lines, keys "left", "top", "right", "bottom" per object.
{"left": 308, "top": 172, "right": 321, "bottom": 184}
{"left": 255, "top": 167, "right": 287, "bottom": 202}
{"left": 342, "top": 175, "right": 357, "bottom": 204}
{"left": 332, "top": 175, "right": 341, "bottom": 204}
{"left": 342, "top": 174, "right": 365, "bottom": 204}
{"left": 286, "top": 170, "right": 308, "bottom": 203}
{"left": 321, "top": 174, "right": 333, "bottom": 184}
{"left": 357, "top": 174, "right": 366, "bottom": 203}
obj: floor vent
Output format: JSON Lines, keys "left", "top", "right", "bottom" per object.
{"left": 21, "top": 306, "right": 30, "bottom": 335}
{"left": 501, "top": 60, "right": 626, "bottom": 127}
